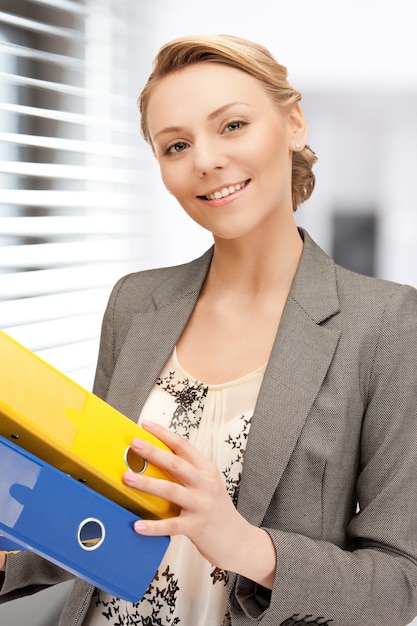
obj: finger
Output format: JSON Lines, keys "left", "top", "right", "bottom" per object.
{"left": 140, "top": 420, "right": 207, "bottom": 469}
{"left": 132, "top": 514, "right": 184, "bottom": 538}
{"left": 123, "top": 468, "right": 189, "bottom": 510}
{"left": 130, "top": 436, "right": 190, "bottom": 484}
{"left": 130, "top": 436, "right": 205, "bottom": 485}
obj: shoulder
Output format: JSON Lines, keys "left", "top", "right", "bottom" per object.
{"left": 301, "top": 228, "right": 417, "bottom": 317}
{"left": 334, "top": 261, "right": 417, "bottom": 322}
{"left": 93, "top": 248, "right": 213, "bottom": 397}
{"left": 108, "top": 246, "right": 213, "bottom": 317}
{"left": 330, "top": 261, "right": 417, "bottom": 390}
{"left": 295, "top": 229, "right": 417, "bottom": 333}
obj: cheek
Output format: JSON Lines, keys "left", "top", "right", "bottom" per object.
{"left": 262, "top": 135, "right": 286, "bottom": 163}
{"left": 262, "top": 142, "right": 293, "bottom": 187}
{"left": 159, "top": 167, "right": 173, "bottom": 191}
{"left": 259, "top": 119, "right": 291, "bottom": 159}
{"left": 159, "top": 164, "right": 188, "bottom": 199}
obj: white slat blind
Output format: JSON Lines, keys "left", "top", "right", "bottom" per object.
{"left": 0, "top": 0, "right": 150, "bottom": 387}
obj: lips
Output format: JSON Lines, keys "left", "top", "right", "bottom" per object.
{"left": 200, "top": 180, "right": 249, "bottom": 201}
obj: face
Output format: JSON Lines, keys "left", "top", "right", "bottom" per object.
{"left": 146, "top": 62, "right": 306, "bottom": 241}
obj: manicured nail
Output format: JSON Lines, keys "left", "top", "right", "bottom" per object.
{"left": 124, "top": 472, "right": 137, "bottom": 484}
{"left": 141, "top": 419, "right": 155, "bottom": 429}
{"left": 132, "top": 438, "right": 144, "bottom": 450}
{"left": 134, "top": 521, "right": 147, "bottom": 532}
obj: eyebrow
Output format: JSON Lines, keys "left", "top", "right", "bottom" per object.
{"left": 152, "top": 101, "right": 254, "bottom": 142}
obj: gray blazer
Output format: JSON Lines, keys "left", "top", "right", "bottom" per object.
{"left": 2, "top": 230, "right": 417, "bottom": 626}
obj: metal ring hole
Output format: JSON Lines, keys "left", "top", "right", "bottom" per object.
{"left": 124, "top": 445, "right": 148, "bottom": 474}
{"left": 77, "top": 518, "right": 105, "bottom": 551}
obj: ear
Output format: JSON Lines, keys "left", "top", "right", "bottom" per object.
{"left": 288, "top": 103, "right": 308, "bottom": 149}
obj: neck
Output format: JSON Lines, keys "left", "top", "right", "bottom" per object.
{"left": 208, "top": 220, "right": 303, "bottom": 295}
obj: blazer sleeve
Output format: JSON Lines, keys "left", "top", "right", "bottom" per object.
{"left": 92, "top": 275, "right": 129, "bottom": 400}
{"left": 230, "top": 284, "right": 417, "bottom": 626}
{"left": 92, "top": 268, "right": 162, "bottom": 400}
{"left": 0, "top": 552, "right": 73, "bottom": 603}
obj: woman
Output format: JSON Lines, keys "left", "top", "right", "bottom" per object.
{"left": 1, "top": 34, "right": 417, "bottom": 626}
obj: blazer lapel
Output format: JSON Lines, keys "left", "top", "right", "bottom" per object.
{"left": 236, "top": 232, "right": 341, "bottom": 526}
{"left": 105, "top": 248, "right": 213, "bottom": 420}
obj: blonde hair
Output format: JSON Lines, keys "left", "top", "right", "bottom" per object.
{"left": 139, "top": 34, "right": 317, "bottom": 211}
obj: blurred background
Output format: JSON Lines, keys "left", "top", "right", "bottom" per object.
{"left": 1, "top": 0, "right": 416, "bottom": 624}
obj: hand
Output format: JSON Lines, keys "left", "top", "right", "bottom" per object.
{"left": 123, "top": 420, "right": 276, "bottom": 588}
{"left": 0, "top": 552, "right": 6, "bottom": 571}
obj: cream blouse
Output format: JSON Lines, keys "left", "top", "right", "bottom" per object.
{"left": 84, "top": 347, "right": 266, "bottom": 626}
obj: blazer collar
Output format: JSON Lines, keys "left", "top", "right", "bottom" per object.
{"left": 151, "top": 246, "right": 214, "bottom": 311}
{"left": 289, "top": 229, "right": 340, "bottom": 323}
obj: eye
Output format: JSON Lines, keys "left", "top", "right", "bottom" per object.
{"left": 223, "top": 120, "right": 246, "bottom": 133}
{"left": 166, "top": 141, "right": 188, "bottom": 155}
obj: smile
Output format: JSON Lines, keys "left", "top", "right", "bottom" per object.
{"left": 202, "top": 180, "right": 249, "bottom": 201}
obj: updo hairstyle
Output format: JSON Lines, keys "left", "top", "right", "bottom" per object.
{"left": 139, "top": 34, "right": 317, "bottom": 211}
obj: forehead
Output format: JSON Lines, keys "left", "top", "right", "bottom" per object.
{"left": 146, "top": 62, "right": 274, "bottom": 135}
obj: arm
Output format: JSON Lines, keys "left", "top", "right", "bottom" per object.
{"left": 92, "top": 275, "right": 129, "bottom": 400}
{"left": 0, "top": 552, "right": 73, "bottom": 603}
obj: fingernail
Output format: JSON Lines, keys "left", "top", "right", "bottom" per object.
{"left": 132, "top": 438, "right": 144, "bottom": 450}
{"left": 134, "top": 521, "right": 147, "bottom": 532}
{"left": 141, "top": 419, "right": 154, "bottom": 429}
{"left": 124, "top": 472, "right": 137, "bottom": 484}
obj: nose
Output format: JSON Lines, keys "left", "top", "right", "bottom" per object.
{"left": 193, "top": 138, "right": 228, "bottom": 177}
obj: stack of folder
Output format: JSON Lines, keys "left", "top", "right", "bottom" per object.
{"left": 0, "top": 330, "right": 177, "bottom": 601}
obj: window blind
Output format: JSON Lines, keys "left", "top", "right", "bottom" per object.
{"left": 0, "top": 0, "right": 151, "bottom": 387}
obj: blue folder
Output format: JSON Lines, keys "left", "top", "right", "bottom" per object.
{"left": 0, "top": 536, "right": 21, "bottom": 552}
{"left": 0, "top": 435, "right": 170, "bottom": 602}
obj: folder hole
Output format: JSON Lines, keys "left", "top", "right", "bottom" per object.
{"left": 77, "top": 518, "right": 105, "bottom": 551}
{"left": 10, "top": 434, "right": 19, "bottom": 440}
{"left": 124, "top": 446, "right": 148, "bottom": 474}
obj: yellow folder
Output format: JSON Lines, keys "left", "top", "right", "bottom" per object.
{"left": 0, "top": 330, "right": 179, "bottom": 520}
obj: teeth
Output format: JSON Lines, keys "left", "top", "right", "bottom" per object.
{"left": 206, "top": 181, "right": 245, "bottom": 201}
